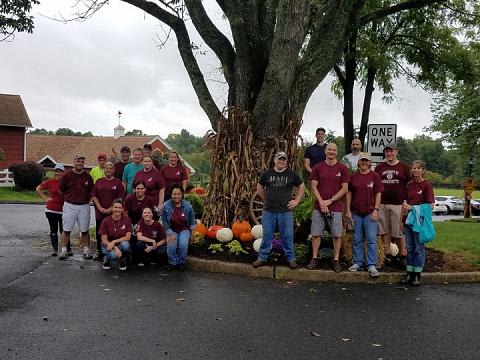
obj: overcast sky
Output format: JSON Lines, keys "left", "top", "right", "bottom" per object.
{"left": 0, "top": 1, "right": 434, "bottom": 143}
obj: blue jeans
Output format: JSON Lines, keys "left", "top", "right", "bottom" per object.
{"left": 352, "top": 213, "right": 378, "bottom": 267}
{"left": 258, "top": 210, "right": 295, "bottom": 262}
{"left": 167, "top": 230, "right": 190, "bottom": 265}
{"left": 404, "top": 224, "right": 425, "bottom": 273}
{"left": 102, "top": 241, "right": 131, "bottom": 260}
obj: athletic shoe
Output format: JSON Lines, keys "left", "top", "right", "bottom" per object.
{"left": 67, "top": 250, "right": 74, "bottom": 257}
{"left": 166, "top": 264, "right": 176, "bottom": 271}
{"left": 367, "top": 266, "right": 380, "bottom": 277}
{"left": 59, "top": 249, "right": 67, "bottom": 260}
{"left": 348, "top": 263, "right": 361, "bottom": 272}
{"left": 137, "top": 262, "right": 145, "bottom": 267}
{"left": 119, "top": 258, "right": 127, "bottom": 271}
{"left": 51, "top": 252, "right": 58, "bottom": 257}
{"left": 83, "top": 250, "right": 93, "bottom": 260}
{"left": 177, "top": 263, "right": 186, "bottom": 271}
{"left": 252, "top": 259, "right": 266, "bottom": 268}
{"left": 286, "top": 260, "right": 298, "bottom": 270}
{"left": 102, "top": 260, "right": 111, "bottom": 270}
{"left": 306, "top": 258, "right": 318, "bottom": 270}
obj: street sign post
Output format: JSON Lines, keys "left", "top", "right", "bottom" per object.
{"left": 367, "top": 124, "right": 397, "bottom": 163}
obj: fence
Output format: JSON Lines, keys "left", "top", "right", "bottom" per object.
{"left": 0, "top": 170, "right": 14, "bottom": 187}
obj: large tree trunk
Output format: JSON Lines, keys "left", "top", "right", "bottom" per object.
{"left": 359, "top": 63, "right": 377, "bottom": 145}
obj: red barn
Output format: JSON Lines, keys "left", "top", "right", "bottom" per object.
{"left": 0, "top": 94, "right": 32, "bottom": 170}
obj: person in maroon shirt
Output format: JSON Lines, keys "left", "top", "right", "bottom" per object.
{"left": 143, "top": 143, "right": 162, "bottom": 170}
{"left": 58, "top": 155, "right": 94, "bottom": 260}
{"left": 124, "top": 181, "right": 157, "bottom": 226}
{"left": 401, "top": 160, "right": 435, "bottom": 286}
{"left": 36, "top": 163, "right": 72, "bottom": 256}
{"left": 374, "top": 144, "right": 411, "bottom": 264}
{"left": 99, "top": 198, "right": 132, "bottom": 270}
{"left": 136, "top": 207, "right": 167, "bottom": 266}
{"left": 114, "top": 145, "right": 131, "bottom": 179}
{"left": 345, "top": 153, "right": 384, "bottom": 277}
{"left": 307, "top": 143, "right": 349, "bottom": 272}
{"left": 91, "top": 162, "right": 125, "bottom": 261}
{"left": 133, "top": 155, "right": 165, "bottom": 207}
{"left": 159, "top": 151, "right": 188, "bottom": 203}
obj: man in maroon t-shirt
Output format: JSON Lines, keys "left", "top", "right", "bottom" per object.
{"left": 308, "top": 143, "right": 349, "bottom": 272}
{"left": 374, "top": 144, "right": 411, "bottom": 264}
{"left": 114, "top": 145, "right": 131, "bottom": 179}
{"left": 58, "top": 155, "right": 94, "bottom": 260}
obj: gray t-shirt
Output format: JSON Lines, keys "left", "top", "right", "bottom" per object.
{"left": 259, "top": 168, "right": 303, "bottom": 213}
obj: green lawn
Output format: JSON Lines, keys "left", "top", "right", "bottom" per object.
{"left": 0, "top": 187, "right": 41, "bottom": 202}
{"left": 430, "top": 221, "right": 480, "bottom": 265}
{"left": 434, "top": 188, "right": 476, "bottom": 198}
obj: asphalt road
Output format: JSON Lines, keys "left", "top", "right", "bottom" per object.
{"left": 1, "top": 204, "right": 480, "bottom": 360}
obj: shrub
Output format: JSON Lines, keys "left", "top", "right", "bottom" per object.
{"left": 294, "top": 243, "right": 311, "bottom": 264}
{"left": 226, "top": 240, "right": 248, "bottom": 255}
{"left": 185, "top": 192, "right": 205, "bottom": 219}
{"left": 0, "top": 147, "right": 5, "bottom": 161}
{"left": 208, "top": 243, "right": 224, "bottom": 254}
{"left": 8, "top": 161, "right": 45, "bottom": 191}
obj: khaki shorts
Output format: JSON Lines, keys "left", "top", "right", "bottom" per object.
{"left": 63, "top": 202, "right": 91, "bottom": 233}
{"left": 378, "top": 204, "right": 402, "bottom": 238}
{"left": 311, "top": 210, "right": 343, "bottom": 238}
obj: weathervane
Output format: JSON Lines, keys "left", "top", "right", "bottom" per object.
{"left": 117, "top": 110, "right": 122, "bottom": 125}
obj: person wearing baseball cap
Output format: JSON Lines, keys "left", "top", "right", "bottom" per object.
{"left": 252, "top": 151, "right": 305, "bottom": 270}
{"left": 345, "top": 152, "right": 384, "bottom": 277}
{"left": 90, "top": 153, "right": 108, "bottom": 184}
{"left": 114, "top": 146, "right": 132, "bottom": 179}
{"left": 374, "top": 141, "right": 410, "bottom": 267}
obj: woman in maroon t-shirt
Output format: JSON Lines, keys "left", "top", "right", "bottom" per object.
{"left": 36, "top": 164, "right": 72, "bottom": 256}
{"left": 124, "top": 181, "right": 157, "bottom": 226}
{"left": 135, "top": 207, "right": 167, "bottom": 266}
{"left": 133, "top": 155, "right": 165, "bottom": 206}
{"left": 401, "top": 160, "right": 435, "bottom": 286}
{"left": 99, "top": 199, "right": 132, "bottom": 270}
{"left": 159, "top": 151, "right": 188, "bottom": 202}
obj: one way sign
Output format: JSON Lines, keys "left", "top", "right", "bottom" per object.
{"left": 367, "top": 124, "right": 397, "bottom": 163}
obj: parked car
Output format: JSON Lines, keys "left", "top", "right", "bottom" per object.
{"left": 432, "top": 198, "right": 448, "bottom": 215}
{"left": 434, "top": 196, "right": 464, "bottom": 215}
{"left": 471, "top": 199, "right": 480, "bottom": 216}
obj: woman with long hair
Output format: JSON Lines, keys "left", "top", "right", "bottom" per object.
{"left": 136, "top": 207, "right": 167, "bottom": 266}
{"left": 161, "top": 184, "right": 196, "bottom": 271}
{"left": 133, "top": 155, "right": 165, "bottom": 207}
{"left": 159, "top": 151, "right": 188, "bottom": 203}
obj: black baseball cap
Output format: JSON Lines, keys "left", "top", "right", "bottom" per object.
{"left": 120, "top": 146, "right": 131, "bottom": 152}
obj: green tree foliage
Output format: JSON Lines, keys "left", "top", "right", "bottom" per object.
{"left": 166, "top": 129, "right": 204, "bottom": 155}
{"left": 124, "top": 129, "right": 145, "bottom": 136}
{"left": 29, "top": 128, "right": 94, "bottom": 136}
{"left": 1, "top": 0, "right": 39, "bottom": 41}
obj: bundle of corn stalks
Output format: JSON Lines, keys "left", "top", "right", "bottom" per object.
{"left": 341, "top": 231, "right": 385, "bottom": 268}
{"left": 202, "top": 108, "right": 301, "bottom": 226}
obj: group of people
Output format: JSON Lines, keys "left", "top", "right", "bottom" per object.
{"left": 252, "top": 127, "right": 434, "bottom": 286}
{"left": 36, "top": 144, "right": 196, "bottom": 271}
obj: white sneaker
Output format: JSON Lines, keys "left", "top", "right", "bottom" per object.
{"left": 348, "top": 264, "right": 361, "bottom": 272}
{"left": 59, "top": 249, "right": 68, "bottom": 260}
{"left": 368, "top": 266, "right": 380, "bottom": 277}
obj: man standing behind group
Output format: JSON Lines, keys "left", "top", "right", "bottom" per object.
{"left": 90, "top": 153, "right": 107, "bottom": 183}
{"left": 143, "top": 143, "right": 162, "bottom": 170}
{"left": 307, "top": 143, "right": 349, "bottom": 272}
{"left": 123, "top": 148, "right": 144, "bottom": 195}
{"left": 303, "top": 127, "right": 327, "bottom": 175}
{"left": 374, "top": 143, "right": 410, "bottom": 264}
{"left": 342, "top": 138, "right": 362, "bottom": 171}
{"left": 114, "top": 146, "right": 131, "bottom": 180}
{"left": 252, "top": 151, "right": 304, "bottom": 270}
{"left": 58, "top": 155, "right": 94, "bottom": 260}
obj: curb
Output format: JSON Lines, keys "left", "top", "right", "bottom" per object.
{"left": 188, "top": 257, "right": 480, "bottom": 284}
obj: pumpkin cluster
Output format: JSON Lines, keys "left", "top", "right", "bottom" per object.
{"left": 193, "top": 219, "right": 262, "bottom": 244}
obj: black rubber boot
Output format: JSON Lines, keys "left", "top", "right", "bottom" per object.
{"left": 400, "top": 272, "right": 413, "bottom": 284}
{"left": 411, "top": 272, "right": 421, "bottom": 286}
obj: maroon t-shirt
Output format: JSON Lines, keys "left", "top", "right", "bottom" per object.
{"left": 98, "top": 215, "right": 132, "bottom": 241}
{"left": 136, "top": 218, "right": 166, "bottom": 242}
{"left": 59, "top": 170, "right": 94, "bottom": 205}
{"left": 170, "top": 206, "right": 188, "bottom": 233}
{"left": 374, "top": 161, "right": 411, "bottom": 205}
{"left": 114, "top": 161, "right": 130, "bottom": 179}
{"left": 133, "top": 169, "right": 165, "bottom": 199}
{"left": 349, "top": 171, "right": 384, "bottom": 214}
{"left": 91, "top": 177, "right": 125, "bottom": 220}
{"left": 405, "top": 180, "right": 434, "bottom": 205}
{"left": 310, "top": 161, "right": 349, "bottom": 212}
{"left": 39, "top": 178, "right": 64, "bottom": 212}
{"left": 124, "top": 194, "right": 157, "bottom": 225}
{"left": 160, "top": 165, "right": 188, "bottom": 198}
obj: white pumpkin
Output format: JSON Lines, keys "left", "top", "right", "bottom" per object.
{"left": 251, "top": 224, "right": 263, "bottom": 240}
{"left": 389, "top": 242, "right": 399, "bottom": 257}
{"left": 216, "top": 228, "right": 234, "bottom": 243}
{"left": 253, "top": 238, "right": 262, "bottom": 252}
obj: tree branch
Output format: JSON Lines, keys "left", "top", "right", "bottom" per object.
{"left": 359, "top": 0, "right": 446, "bottom": 27}
{"left": 184, "top": 0, "right": 236, "bottom": 87}
{"left": 333, "top": 64, "right": 346, "bottom": 88}
{"left": 121, "top": 0, "right": 223, "bottom": 130}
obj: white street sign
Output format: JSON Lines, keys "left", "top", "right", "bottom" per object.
{"left": 367, "top": 124, "right": 397, "bottom": 163}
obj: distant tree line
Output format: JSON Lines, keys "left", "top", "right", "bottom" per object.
{"left": 29, "top": 128, "right": 94, "bottom": 137}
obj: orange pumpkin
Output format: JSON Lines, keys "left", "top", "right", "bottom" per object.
{"left": 196, "top": 221, "right": 208, "bottom": 236}
{"left": 239, "top": 232, "right": 254, "bottom": 242}
{"left": 207, "top": 225, "right": 225, "bottom": 239}
{"left": 231, "top": 219, "right": 252, "bottom": 239}
{"left": 191, "top": 187, "right": 206, "bottom": 196}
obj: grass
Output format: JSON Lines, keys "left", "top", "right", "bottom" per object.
{"left": 434, "top": 188, "right": 477, "bottom": 198}
{"left": 430, "top": 221, "right": 480, "bottom": 265}
{"left": 0, "top": 187, "right": 41, "bottom": 202}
